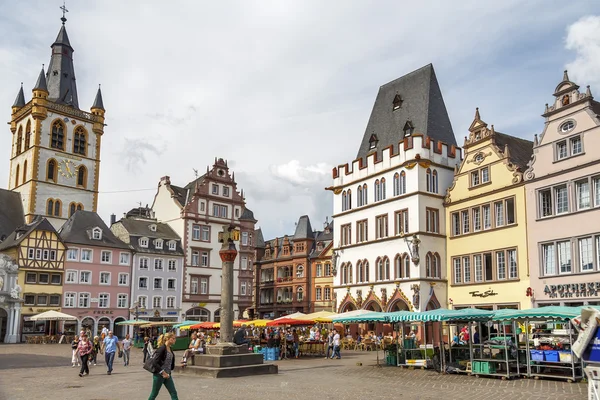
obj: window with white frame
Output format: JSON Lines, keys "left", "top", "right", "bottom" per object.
{"left": 168, "top": 259, "right": 176, "bottom": 271}
{"left": 168, "top": 241, "right": 176, "bottom": 250}
{"left": 118, "top": 273, "right": 128, "bottom": 286}
{"left": 99, "top": 272, "right": 111, "bottom": 285}
{"left": 482, "top": 205, "right": 491, "bottom": 229}
{"left": 496, "top": 251, "right": 506, "bottom": 280}
{"left": 139, "top": 257, "right": 149, "bottom": 270}
{"left": 201, "top": 251, "right": 209, "bottom": 267}
{"left": 81, "top": 249, "right": 92, "bottom": 262}
{"left": 139, "top": 237, "right": 149, "bottom": 247}
{"left": 316, "top": 263, "right": 322, "bottom": 277}
{"left": 100, "top": 250, "right": 112, "bottom": 264}
{"left": 241, "top": 256, "right": 247, "bottom": 269}
{"left": 191, "top": 251, "right": 199, "bottom": 266}
{"left": 316, "top": 287, "right": 322, "bottom": 301}
{"left": 119, "top": 252, "right": 130, "bottom": 265}
{"left": 375, "top": 214, "right": 388, "bottom": 239}
{"left": 542, "top": 243, "right": 556, "bottom": 276}
{"left": 212, "top": 184, "right": 219, "bottom": 195}
{"left": 555, "top": 185, "right": 569, "bottom": 214}
{"left": 461, "top": 210, "right": 470, "bottom": 234}
{"left": 155, "top": 239, "right": 163, "bottom": 249}
{"left": 200, "top": 278, "right": 208, "bottom": 294}
{"left": 166, "top": 296, "right": 175, "bottom": 308}
{"left": 576, "top": 179, "right": 591, "bottom": 210}
{"left": 153, "top": 296, "right": 162, "bottom": 309}
{"left": 594, "top": 177, "right": 600, "bottom": 207}
{"left": 357, "top": 219, "right": 368, "bottom": 242}
{"left": 154, "top": 258, "right": 163, "bottom": 270}
{"left": 507, "top": 249, "right": 518, "bottom": 279}
{"left": 556, "top": 135, "right": 583, "bottom": 161}
{"left": 117, "top": 294, "right": 128, "bottom": 308}
{"left": 223, "top": 186, "right": 230, "bottom": 197}
{"left": 324, "top": 287, "right": 331, "bottom": 300}
{"left": 426, "top": 208, "right": 439, "bottom": 233}
{"left": 241, "top": 281, "right": 247, "bottom": 296}
{"left": 474, "top": 255, "right": 483, "bottom": 282}
{"left": 453, "top": 258, "right": 461, "bottom": 284}
{"left": 92, "top": 227, "right": 102, "bottom": 240}
{"left": 190, "top": 277, "right": 198, "bottom": 294}
{"left": 393, "top": 172, "right": 406, "bottom": 196}
{"left": 98, "top": 293, "right": 109, "bottom": 308}
{"left": 494, "top": 201, "right": 505, "bottom": 226}
{"left": 67, "top": 248, "right": 79, "bottom": 261}
{"left": 167, "top": 278, "right": 176, "bottom": 290}
{"left": 154, "top": 278, "right": 162, "bottom": 290}
{"left": 463, "top": 256, "right": 471, "bottom": 283}
{"left": 79, "top": 271, "right": 91, "bottom": 284}
{"left": 64, "top": 292, "right": 76, "bottom": 308}
{"left": 558, "top": 241, "right": 572, "bottom": 274}
{"left": 78, "top": 293, "right": 90, "bottom": 308}
{"left": 242, "top": 232, "right": 248, "bottom": 246}
{"left": 193, "top": 225, "right": 200, "bottom": 240}
{"left": 212, "top": 204, "right": 228, "bottom": 218}
{"left": 580, "top": 237, "right": 594, "bottom": 271}
{"left": 65, "top": 270, "right": 78, "bottom": 284}
{"left": 201, "top": 226, "right": 210, "bottom": 241}
{"left": 472, "top": 207, "right": 481, "bottom": 231}
{"left": 139, "top": 277, "right": 148, "bottom": 289}
{"left": 137, "top": 296, "right": 147, "bottom": 308}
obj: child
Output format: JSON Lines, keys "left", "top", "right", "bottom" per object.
{"left": 71, "top": 336, "right": 81, "bottom": 367}
{"left": 90, "top": 336, "right": 101, "bottom": 365}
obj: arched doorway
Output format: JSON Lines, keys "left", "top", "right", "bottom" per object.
{"left": 186, "top": 307, "right": 210, "bottom": 322}
{"left": 339, "top": 302, "right": 356, "bottom": 313}
{"left": 97, "top": 317, "right": 111, "bottom": 336}
{"left": 363, "top": 301, "right": 382, "bottom": 312}
{"left": 81, "top": 317, "right": 94, "bottom": 336}
{"left": 388, "top": 299, "right": 410, "bottom": 312}
{"left": 114, "top": 317, "right": 127, "bottom": 338}
{"left": 0, "top": 308, "right": 7, "bottom": 343}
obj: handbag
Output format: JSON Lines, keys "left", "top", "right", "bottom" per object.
{"left": 118, "top": 350, "right": 123, "bottom": 358}
{"left": 143, "top": 351, "right": 158, "bottom": 373}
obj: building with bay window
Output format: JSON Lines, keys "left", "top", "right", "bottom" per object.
{"left": 328, "top": 64, "right": 461, "bottom": 315}
{"left": 60, "top": 211, "right": 132, "bottom": 337}
{"left": 445, "top": 109, "right": 533, "bottom": 311}
{"left": 524, "top": 71, "right": 600, "bottom": 307}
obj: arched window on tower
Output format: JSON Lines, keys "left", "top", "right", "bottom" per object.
{"left": 426, "top": 169, "right": 432, "bottom": 192}
{"left": 54, "top": 199, "right": 62, "bottom": 217}
{"left": 69, "top": 202, "right": 76, "bottom": 217}
{"left": 376, "top": 257, "right": 384, "bottom": 281}
{"left": 363, "top": 261, "right": 369, "bottom": 282}
{"left": 22, "top": 160, "right": 27, "bottom": 184}
{"left": 47, "top": 199, "right": 54, "bottom": 216}
{"left": 15, "top": 164, "right": 20, "bottom": 187}
{"left": 342, "top": 191, "right": 347, "bottom": 211}
{"left": 362, "top": 183, "right": 368, "bottom": 205}
{"left": 357, "top": 185, "right": 363, "bottom": 207}
{"left": 347, "top": 189, "right": 352, "bottom": 210}
{"left": 394, "top": 254, "right": 402, "bottom": 279}
{"left": 47, "top": 159, "right": 57, "bottom": 182}
{"left": 432, "top": 170, "right": 438, "bottom": 193}
{"left": 384, "top": 257, "right": 390, "bottom": 280}
{"left": 73, "top": 126, "right": 87, "bottom": 156}
{"left": 374, "top": 180, "right": 380, "bottom": 201}
{"left": 50, "top": 120, "right": 65, "bottom": 150}
{"left": 77, "top": 203, "right": 83, "bottom": 211}
{"left": 16, "top": 127, "right": 23, "bottom": 156}
{"left": 77, "top": 165, "right": 87, "bottom": 188}
{"left": 25, "top": 120, "right": 31, "bottom": 149}
{"left": 357, "top": 261, "right": 363, "bottom": 283}
{"left": 381, "top": 177, "right": 386, "bottom": 200}
{"left": 404, "top": 253, "right": 411, "bottom": 278}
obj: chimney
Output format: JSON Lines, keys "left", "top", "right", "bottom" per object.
{"left": 110, "top": 214, "right": 116, "bottom": 225}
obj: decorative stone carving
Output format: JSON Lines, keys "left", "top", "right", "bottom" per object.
{"left": 10, "top": 284, "right": 21, "bottom": 299}
{"left": 411, "top": 284, "right": 420, "bottom": 310}
{"left": 409, "top": 235, "right": 421, "bottom": 264}
{"left": 381, "top": 288, "right": 387, "bottom": 306}
{"left": 356, "top": 290, "right": 363, "bottom": 307}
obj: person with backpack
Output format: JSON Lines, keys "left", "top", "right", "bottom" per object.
{"left": 147, "top": 332, "right": 179, "bottom": 400}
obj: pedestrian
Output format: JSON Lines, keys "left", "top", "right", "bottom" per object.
{"left": 122, "top": 334, "right": 132, "bottom": 366}
{"left": 324, "top": 330, "right": 334, "bottom": 359}
{"left": 331, "top": 329, "right": 341, "bottom": 359}
{"left": 292, "top": 329, "right": 299, "bottom": 358}
{"left": 71, "top": 335, "right": 80, "bottom": 367}
{"left": 143, "top": 336, "right": 154, "bottom": 363}
{"left": 90, "top": 336, "right": 101, "bottom": 366}
{"left": 148, "top": 333, "right": 179, "bottom": 400}
{"left": 101, "top": 330, "right": 121, "bottom": 375}
{"left": 77, "top": 333, "right": 93, "bottom": 377}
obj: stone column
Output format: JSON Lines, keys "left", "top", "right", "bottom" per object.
{"left": 218, "top": 225, "right": 239, "bottom": 345}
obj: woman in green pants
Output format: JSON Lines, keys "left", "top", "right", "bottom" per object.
{"left": 148, "top": 332, "right": 179, "bottom": 400}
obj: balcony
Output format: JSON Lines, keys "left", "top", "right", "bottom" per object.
{"left": 260, "top": 279, "right": 275, "bottom": 287}
{"left": 276, "top": 277, "right": 293, "bottom": 283}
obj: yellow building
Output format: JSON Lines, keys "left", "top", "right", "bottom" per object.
{"left": 0, "top": 216, "right": 66, "bottom": 339}
{"left": 444, "top": 110, "right": 533, "bottom": 311}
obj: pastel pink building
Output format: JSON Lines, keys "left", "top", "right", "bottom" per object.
{"left": 60, "top": 211, "right": 132, "bottom": 337}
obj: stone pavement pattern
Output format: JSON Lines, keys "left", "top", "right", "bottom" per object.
{"left": 0, "top": 344, "right": 587, "bottom": 400}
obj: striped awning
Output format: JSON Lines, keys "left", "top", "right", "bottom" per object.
{"left": 332, "top": 311, "right": 388, "bottom": 324}
{"left": 387, "top": 308, "right": 494, "bottom": 323}
{"left": 491, "top": 306, "right": 582, "bottom": 321}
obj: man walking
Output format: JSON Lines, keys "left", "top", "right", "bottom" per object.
{"left": 324, "top": 330, "right": 334, "bottom": 359}
{"left": 101, "top": 330, "right": 121, "bottom": 375}
{"left": 331, "top": 329, "right": 341, "bottom": 359}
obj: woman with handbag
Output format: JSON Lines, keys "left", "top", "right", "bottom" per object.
{"left": 148, "top": 333, "right": 179, "bottom": 400}
{"left": 77, "top": 334, "right": 93, "bottom": 377}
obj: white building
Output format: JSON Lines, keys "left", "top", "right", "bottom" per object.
{"left": 329, "top": 64, "right": 461, "bottom": 314}
{"left": 151, "top": 158, "right": 256, "bottom": 322}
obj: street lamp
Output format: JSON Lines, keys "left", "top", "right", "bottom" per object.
{"left": 130, "top": 301, "right": 146, "bottom": 344}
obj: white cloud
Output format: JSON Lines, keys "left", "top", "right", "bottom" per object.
{"left": 270, "top": 160, "right": 331, "bottom": 186}
{"left": 565, "top": 15, "right": 600, "bottom": 88}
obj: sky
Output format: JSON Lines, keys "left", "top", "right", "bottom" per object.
{"left": 1, "top": 1, "right": 599, "bottom": 240}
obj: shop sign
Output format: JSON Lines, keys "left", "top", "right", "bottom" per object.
{"left": 469, "top": 290, "right": 498, "bottom": 298}
{"left": 92, "top": 310, "right": 114, "bottom": 315}
{"left": 166, "top": 311, "right": 178, "bottom": 315}
{"left": 544, "top": 282, "right": 600, "bottom": 298}
{"left": 35, "top": 308, "right": 59, "bottom": 312}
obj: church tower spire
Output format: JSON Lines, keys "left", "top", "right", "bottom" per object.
{"left": 45, "top": 10, "right": 79, "bottom": 108}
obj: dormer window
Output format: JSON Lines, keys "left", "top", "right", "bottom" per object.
{"left": 139, "top": 237, "right": 149, "bottom": 248}
{"left": 369, "top": 133, "right": 378, "bottom": 149}
{"left": 92, "top": 227, "right": 102, "bottom": 240}
{"left": 168, "top": 241, "right": 176, "bottom": 251}
{"left": 212, "top": 184, "right": 219, "bottom": 195}
{"left": 393, "top": 94, "right": 403, "bottom": 110}
{"left": 403, "top": 121, "right": 414, "bottom": 137}
{"left": 317, "top": 242, "right": 323, "bottom": 251}
{"left": 155, "top": 239, "right": 163, "bottom": 249}
{"left": 149, "top": 224, "right": 157, "bottom": 232}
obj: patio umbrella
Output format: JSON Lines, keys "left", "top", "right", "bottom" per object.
{"left": 266, "top": 318, "right": 314, "bottom": 327}
{"left": 247, "top": 319, "right": 271, "bottom": 327}
{"left": 115, "top": 319, "right": 150, "bottom": 326}
{"left": 274, "top": 312, "right": 306, "bottom": 321}
{"left": 173, "top": 321, "right": 199, "bottom": 329}
{"left": 233, "top": 320, "right": 250, "bottom": 327}
{"left": 297, "top": 311, "right": 337, "bottom": 323}
{"left": 29, "top": 310, "right": 77, "bottom": 321}
{"left": 185, "top": 321, "right": 220, "bottom": 330}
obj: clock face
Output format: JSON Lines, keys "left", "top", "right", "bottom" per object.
{"left": 58, "top": 159, "right": 77, "bottom": 179}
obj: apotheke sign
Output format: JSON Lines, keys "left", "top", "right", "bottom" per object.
{"left": 544, "top": 282, "right": 600, "bottom": 298}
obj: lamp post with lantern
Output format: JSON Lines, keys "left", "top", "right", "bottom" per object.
{"left": 130, "top": 300, "right": 146, "bottom": 345}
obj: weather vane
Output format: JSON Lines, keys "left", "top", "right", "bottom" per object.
{"left": 60, "top": 1, "right": 69, "bottom": 25}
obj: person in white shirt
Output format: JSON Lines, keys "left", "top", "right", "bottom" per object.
{"left": 331, "top": 329, "right": 341, "bottom": 359}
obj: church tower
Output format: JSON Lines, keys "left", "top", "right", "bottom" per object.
{"left": 8, "top": 12, "right": 105, "bottom": 229}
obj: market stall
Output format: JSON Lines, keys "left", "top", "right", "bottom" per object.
{"left": 492, "top": 306, "right": 583, "bottom": 382}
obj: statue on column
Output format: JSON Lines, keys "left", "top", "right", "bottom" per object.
{"left": 409, "top": 234, "right": 421, "bottom": 264}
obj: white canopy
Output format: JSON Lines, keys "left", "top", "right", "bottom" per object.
{"left": 29, "top": 310, "right": 77, "bottom": 321}
{"left": 274, "top": 312, "right": 306, "bottom": 321}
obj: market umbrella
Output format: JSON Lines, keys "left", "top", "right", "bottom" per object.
{"left": 274, "top": 312, "right": 306, "bottom": 321}
{"left": 266, "top": 318, "right": 314, "bottom": 326}
{"left": 185, "top": 321, "right": 220, "bottom": 330}
{"left": 247, "top": 319, "right": 271, "bottom": 327}
{"left": 233, "top": 320, "right": 250, "bottom": 327}
{"left": 173, "top": 321, "right": 200, "bottom": 329}
{"left": 298, "top": 311, "right": 337, "bottom": 323}
{"left": 115, "top": 319, "right": 151, "bottom": 326}
{"left": 29, "top": 310, "right": 77, "bottom": 321}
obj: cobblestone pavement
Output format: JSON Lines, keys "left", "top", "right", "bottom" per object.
{"left": 0, "top": 344, "right": 587, "bottom": 400}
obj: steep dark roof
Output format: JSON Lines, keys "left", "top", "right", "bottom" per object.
{"left": 356, "top": 64, "right": 456, "bottom": 161}
{"left": 494, "top": 132, "right": 534, "bottom": 171}
{"left": 13, "top": 85, "right": 25, "bottom": 107}
{"left": 33, "top": 67, "right": 48, "bottom": 92}
{"left": 46, "top": 23, "right": 79, "bottom": 108}
{"left": 0, "top": 215, "right": 57, "bottom": 251}
{"left": 254, "top": 228, "right": 265, "bottom": 248}
{"left": 116, "top": 218, "right": 180, "bottom": 241}
{"left": 0, "top": 189, "right": 25, "bottom": 243}
{"left": 240, "top": 207, "right": 256, "bottom": 222}
{"left": 293, "top": 215, "right": 314, "bottom": 240}
{"left": 59, "top": 211, "right": 129, "bottom": 249}
{"left": 170, "top": 185, "right": 187, "bottom": 207}
{"left": 91, "top": 86, "right": 104, "bottom": 110}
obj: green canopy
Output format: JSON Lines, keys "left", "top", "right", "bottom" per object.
{"left": 491, "top": 306, "right": 582, "bottom": 321}
{"left": 115, "top": 319, "right": 150, "bottom": 326}
{"left": 387, "top": 308, "right": 494, "bottom": 323}
{"left": 173, "top": 321, "right": 200, "bottom": 328}
{"left": 332, "top": 311, "right": 388, "bottom": 323}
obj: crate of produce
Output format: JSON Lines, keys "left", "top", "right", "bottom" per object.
{"left": 530, "top": 350, "right": 545, "bottom": 361}
{"left": 480, "top": 362, "right": 496, "bottom": 374}
{"left": 544, "top": 350, "right": 560, "bottom": 362}
{"left": 403, "top": 338, "right": 416, "bottom": 349}
{"left": 558, "top": 351, "right": 572, "bottom": 363}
